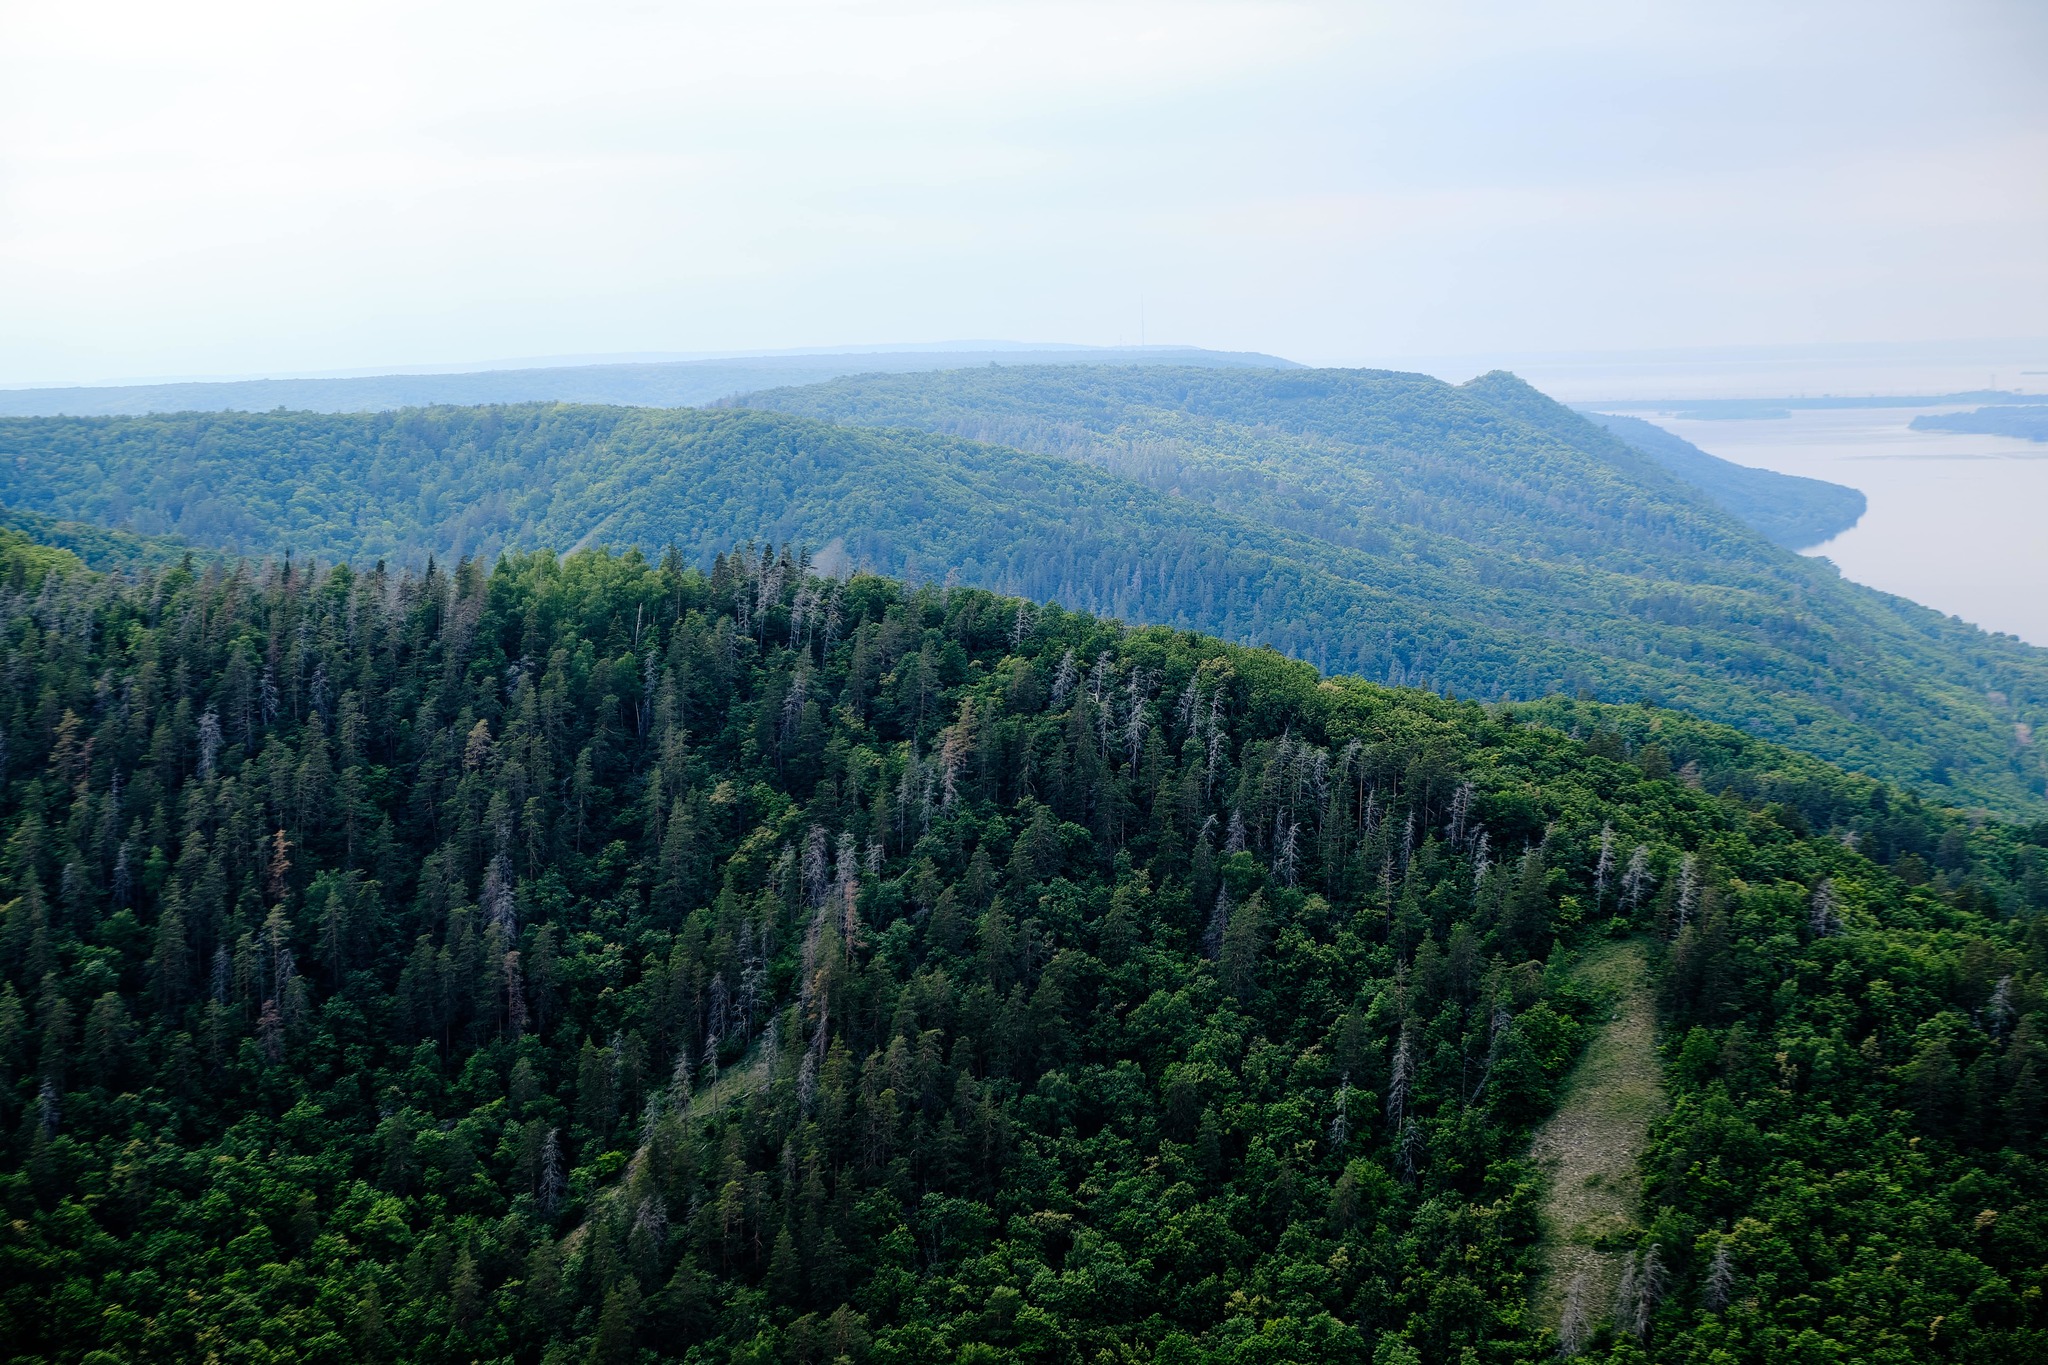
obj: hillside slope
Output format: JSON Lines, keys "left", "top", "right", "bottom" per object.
{"left": 743, "top": 365, "right": 2048, "bottom": 812}
{"left": 1574, "top": 411, "right": 1866, "bottom": 550}
{"left": 2, "top": 538, "right": 2046, "bottom": 1364}
{"left": 2, "top": 374, "right": 2044, "bottom": 814}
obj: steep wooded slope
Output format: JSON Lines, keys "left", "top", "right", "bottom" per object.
{"left": 3, "top": 538, "right": 2047, "bottom": 1364}
{"left": 1, "top": 369, "right": 2043, "bottom": 813}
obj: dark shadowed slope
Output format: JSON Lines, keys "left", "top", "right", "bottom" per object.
{"left": 4, "top": 534, "right": 2048, "bottom": 1363}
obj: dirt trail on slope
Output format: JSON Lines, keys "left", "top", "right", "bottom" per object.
{"left": 1528, "top": 937, "right": 1665, "bottom": 1333}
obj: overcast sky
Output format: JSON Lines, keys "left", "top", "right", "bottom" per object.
{"left": 3, "top": 0, "right": 2044, "bottom": 385}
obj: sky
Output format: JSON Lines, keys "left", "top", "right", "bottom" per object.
{"left": 3, "top": 0, "right": 2046, "bottom": 386}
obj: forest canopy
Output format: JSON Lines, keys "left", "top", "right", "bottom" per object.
{"left": 1, "top": 365, "right": 2044, "bottom": 814}
{"left": 2, "top": 535, "right": 2047, "bottom": 1364}
{"left": 1576, "top": 412, "right": 1865, "bottom": 550}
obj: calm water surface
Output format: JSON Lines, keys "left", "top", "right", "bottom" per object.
{"left": 1648, "top": 408, "right": 2048, "bottom": 647}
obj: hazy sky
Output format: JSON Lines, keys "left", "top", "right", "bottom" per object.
{"left": 3, "top": 0, "right": 2045, "bottom": 385}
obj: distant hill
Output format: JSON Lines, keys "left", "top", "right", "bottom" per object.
{"left": 741, "top": 364, "right": 2048, "bottom": 812}
{"left": 3, "top": 365, "right": 2045, "bottom": 812}
{"left": 1578, "top": 411, "right": 1865, "bottom": 548}
{"left": 0, "top": 347, "right": 1297, "bottom": 417}
{"left": 1910, "top": 406, "right": 2048, "bottom": 442}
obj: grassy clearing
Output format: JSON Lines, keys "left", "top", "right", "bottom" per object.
{"left": 693, "top": 1038, "right": 772, "bottom": 1113}
{"left": 1527, "top": 937, "right": 1666, "bottom": 1333}
{"left": 562, "top": 1040, "right": 772, "bottom": 1253}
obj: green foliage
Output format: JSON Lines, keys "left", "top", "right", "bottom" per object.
{"left": 0, "top": 529, "right": 83, "bottom": 592}
{"left": 1, "top": 535, "right": 2044, "bottom": 1363}
{"left": 3, "top": 366, "right": 2044, "bottom": 815}
{"left": 1579, "top": 411, "right": 1866, "bottom": 550}
{"left": 0, "top": 505, "right": 196, "bottom": 573}
{"left": 1628, "top": 841, "right": 2048, "bottom": 1361}
{"left": 743, "top": 363, "right": 2048, "bottom": 814}
{"left": 1504, "top": 709, "right": 2048, "bottom": 1361}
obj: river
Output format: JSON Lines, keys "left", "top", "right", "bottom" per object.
{"left": 1639, "top": 407, "right": 2048, "bottom": 647}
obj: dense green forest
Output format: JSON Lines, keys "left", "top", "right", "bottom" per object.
{"left": 2, "top": 368, "right": 2044, "bottom": 814}
{"left": 0, "top": 506, "right": 197, "bottom": 573}
{"left": 1911, "top": 406, "right": 2048, "bottom": 442}
{"left": 742, "top": 365, "right": 2048, "bottom": 811}
{"left": 0, "top": 349, "right": 1292, "bottom": 419}
{"left": 1576, "top": 413, "right": 1865, "bottom": 549}
{"left": 4, "top": 533, "right": 2048, "bottom": 1364}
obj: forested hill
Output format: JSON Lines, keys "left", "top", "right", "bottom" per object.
{"left": 1, "top": 379, "right": 2044, "bottom": 814}
{"left": 4, "top": 534, "right": 2048, "bottom": 1364}
{"left": 0, "top": 506, "right": 197, "bottom": 573}
{"left": 743, "top": 365, "right": 1820, "bottom": 597}
{"left": 738, "top": 364, "right": 2048, "bottom": 812}
{"left": 1577, "top": 412, "right": 1866, "bottom": 550}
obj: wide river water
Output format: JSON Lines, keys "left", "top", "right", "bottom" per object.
{"left": 1641, "top": 407, "right": 2048, "bottom": 647}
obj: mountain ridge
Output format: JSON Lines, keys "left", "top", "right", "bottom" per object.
{"left": 2, "top": 367, "right": 2043, "bottom": 813}
{"left": 736, "top": 364, "right": 2048, "bottom": 813}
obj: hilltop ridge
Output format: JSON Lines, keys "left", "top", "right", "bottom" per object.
{"left": 1, "top": 364, "right": 2043, "bottom": 812}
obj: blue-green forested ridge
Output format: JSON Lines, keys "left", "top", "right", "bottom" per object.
{"left": 1, "top": 368, "right": 2044, "bottom": 813}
